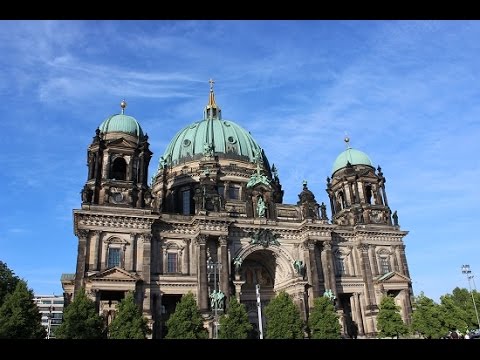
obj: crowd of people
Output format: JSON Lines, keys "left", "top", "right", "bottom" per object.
{"left": 443, "top": 329, "right": 480, "bottom": 339}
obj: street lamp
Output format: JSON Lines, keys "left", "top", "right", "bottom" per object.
{"left": 256, "top": 284, "right": 264, "bottom": 339}
{"left": 207, "top": 256, "right": 221, "bottom": 339}
{"left": 461, "top": 264, "right": 480, "bottom": 329}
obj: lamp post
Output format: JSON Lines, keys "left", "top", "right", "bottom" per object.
{"left": 461, "top": 264, "right": 480, "bottom": 329}
{"left": 256, "top": 284, "right": 264, "bottom": 339}
{"left": 207, "top": 256, "right": 221, "bottom": 339}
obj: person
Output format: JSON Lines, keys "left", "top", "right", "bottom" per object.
{"left": 257, "top": 196, "right": 266, "bottom": 217}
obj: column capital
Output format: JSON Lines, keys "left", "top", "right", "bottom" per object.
{"left": 196, "top": 234, "right": 208, "bottom": 245}
{"left": 219, "top": 235, "right": 228, "bottom": 246}
{"left": 303, "top": 239, "right": 316, "bottom": 250}
{"left": 357, "top": 243, "right": 369, "bottom": 253}
{"left": 77, "top": 229, "right": 89, "bottom": 240}
{"left": 142, "top": 233, "right": 152, "bottom": 243}
{"left": 323, "top": 240, "right": 332, "bottom": 251}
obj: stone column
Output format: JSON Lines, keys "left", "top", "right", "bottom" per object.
{"left": 152, "top": 234, "right": 161, "bottom": 274}
{"left": 353, "top": 292, "right": 365, "bottom": 335}
{"left": 100, "top": 240, "right": 108, "bottom": 271}
{"left": 219, "top": 236, "right": 229, "bottom": 306}
{"left": 351, "top": 245, "right": 360, "bottom": 276}
{"left": 183, "top": 238, "right": 191, "bottom": 275}
{"left": 127, "top": 155, "right": 134, "bottom": 182}
{"left": 369, "top": 245, "right": 378, "bottom": 276}
{"left": 324, "top": 241, "right": 337, "bottom": 297}
{"left": 102, "top": 152, "right": 110, "bottom": 180}
{"left": 320, "top": 243, "right": 331, "bottom": 291}
{"left": 353, "top": 180, "right": 360, "bottom": 204}
{"left": 357, "top": 244, "right": 376, "bottom": 307}
{"left": 392, "top": 246, "right": 402, "bottom": 274}
{"left": 162, "top": 244, "right": 167, "bottom": 273}
{"left": 126, "top": 234, "right": 135, "bottom": 271}
{"left": 344, "top": 182, "right": 352, "bottom": 206}
{"left": 305, "top": 240, "right": 320, "bottom": 303}
{"left": 91, "top": 231, "right": 102, "bottom": 271}
{"left": 233, "top": 280, "right": 245, "bottom": 302}
{"left": 329, "top": 195, "right": 335, "bottom": 217}
{"left": 142, "top": 233, "right": 152, "bottom": 315}
{"left": 380, "top": 183, "right": 388, "bottom": 207}
{"left": 197, "top": 235, "right": 209, "bottom": 311}
{"left": 74, "top": 230, "right": 89, "bottom": 295}
{"left": 399, "top": 245, "right": 410, "bottom": 278}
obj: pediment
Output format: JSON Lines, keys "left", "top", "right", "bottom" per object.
{"left": 88, "top": 267, "right": 139, "bottom": 282}
{"left": 107, "top": 137, "right": 137, "bottom": 148}
{"left": 375, "top": 271, "right": 410, "bottom": 284}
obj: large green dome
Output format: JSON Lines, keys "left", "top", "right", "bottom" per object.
{"left": 161, "top": 118, "right": 262, "bottom": 167}
{"left": 332, "top": 146, "right": 373, "bottom": 174}
{"left": 159, "top": 84, "right": 263, "bottom": 169}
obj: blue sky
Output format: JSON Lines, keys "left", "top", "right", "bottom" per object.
{"left": 0, "top": 20, "right": 479, "bottom": 303}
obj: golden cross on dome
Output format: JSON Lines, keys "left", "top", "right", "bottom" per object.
{"left": 209, "top": 78, "right": 215, "bottom": 91}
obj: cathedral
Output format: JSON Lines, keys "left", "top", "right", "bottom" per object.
{"left": 61, "top": 81, "right": 413, "bottom": 338}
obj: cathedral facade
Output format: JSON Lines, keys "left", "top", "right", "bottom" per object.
{"left": 62, "top": 83, "right": 413, "bottom": 338}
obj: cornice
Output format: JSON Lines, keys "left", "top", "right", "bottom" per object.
{"left": 75, "top": 213, "right": 156, "bottom": 234}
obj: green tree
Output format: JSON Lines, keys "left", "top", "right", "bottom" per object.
{"left": 308, "top": 296, "right": 341, "bottom": 339}
{"left": 411, "top": 292, "right": 444, "bottom": 339}
{"left": 438, "top": 294, "right": 468, "bottom": 334}
{"left": 264, "top": 291, "right": 304, "bottom": 339}
{"left": 165, "top": 292, "right": 208, "bottom": 339}
{"left": 376, "top": 295, "right": 409, "bottom": 339}
{"left": 108, "top": 291, "right": 150, "bottom": 339}
{"left": 0, "top": 280, "right": 46, "bottom": 339}
{"left": 218, "top": 296, "right": 252, "bottom": 339}
{"left": 55, "top": 289, "right": 105, "bottom": 339}
{"left": 0, "top": 261, "right": 20, "bottom": 306}
{"left": 448, "top": 287, "right": 480, "bottom": 331}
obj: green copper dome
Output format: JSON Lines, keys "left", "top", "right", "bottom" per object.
{"left": 161, "top": 118, "right": 262, "bottom": 167}
{"left": 159, "top": 83, "right": 264, "bottom": 169}
{"left": 98, "top": 100, "right": 144, "bottom": 138}
{"left": 99, "top": 114, "right": 144, "bottom": 138}
{"left": 332, "top": 146, "right": 373, "bottom": 174}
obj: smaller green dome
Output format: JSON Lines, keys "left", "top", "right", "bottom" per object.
{"left": 99, "top": 114, "right": 144, "bottom": 138}
{"left": 332, "top": 147, "right": 373, "bottom": 174}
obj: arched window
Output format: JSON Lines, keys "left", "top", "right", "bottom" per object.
{"left": 365, "top": 184, "right": 373, "bottom": 205}
{"left": 229, "top": 184, "right": 240, "bottom": 200}
{"left": 337, "top": 191, "right": 346, "bottom": 210}
{"left": 164, "top": 242, "right": 181, "bottom": 274}
{"left": 182, "top": 189, "right": 191, "bottom": 215}
{"left": 167, "top": 253, "right": 178, "bottom": 273}
{"left": 336, "top": 257, "right": 346, "bottom": 276}
{"left": 111, "top": 157, "right": 127, "bottom": 180}
{"left": 104, "top": 237, "right": 127, "bottom": 270}
{"left": 107, "top": 246, "right": 122, "bottom": 268}
{"left": 379, "top": 256, "right": 391, "bottom": 274}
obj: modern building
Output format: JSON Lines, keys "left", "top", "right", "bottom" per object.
{"left": 33, "top": 294, "right": 64, "bottom": 339}
{"left": 62, "top": 82, "right": 413, "bottom": 338}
